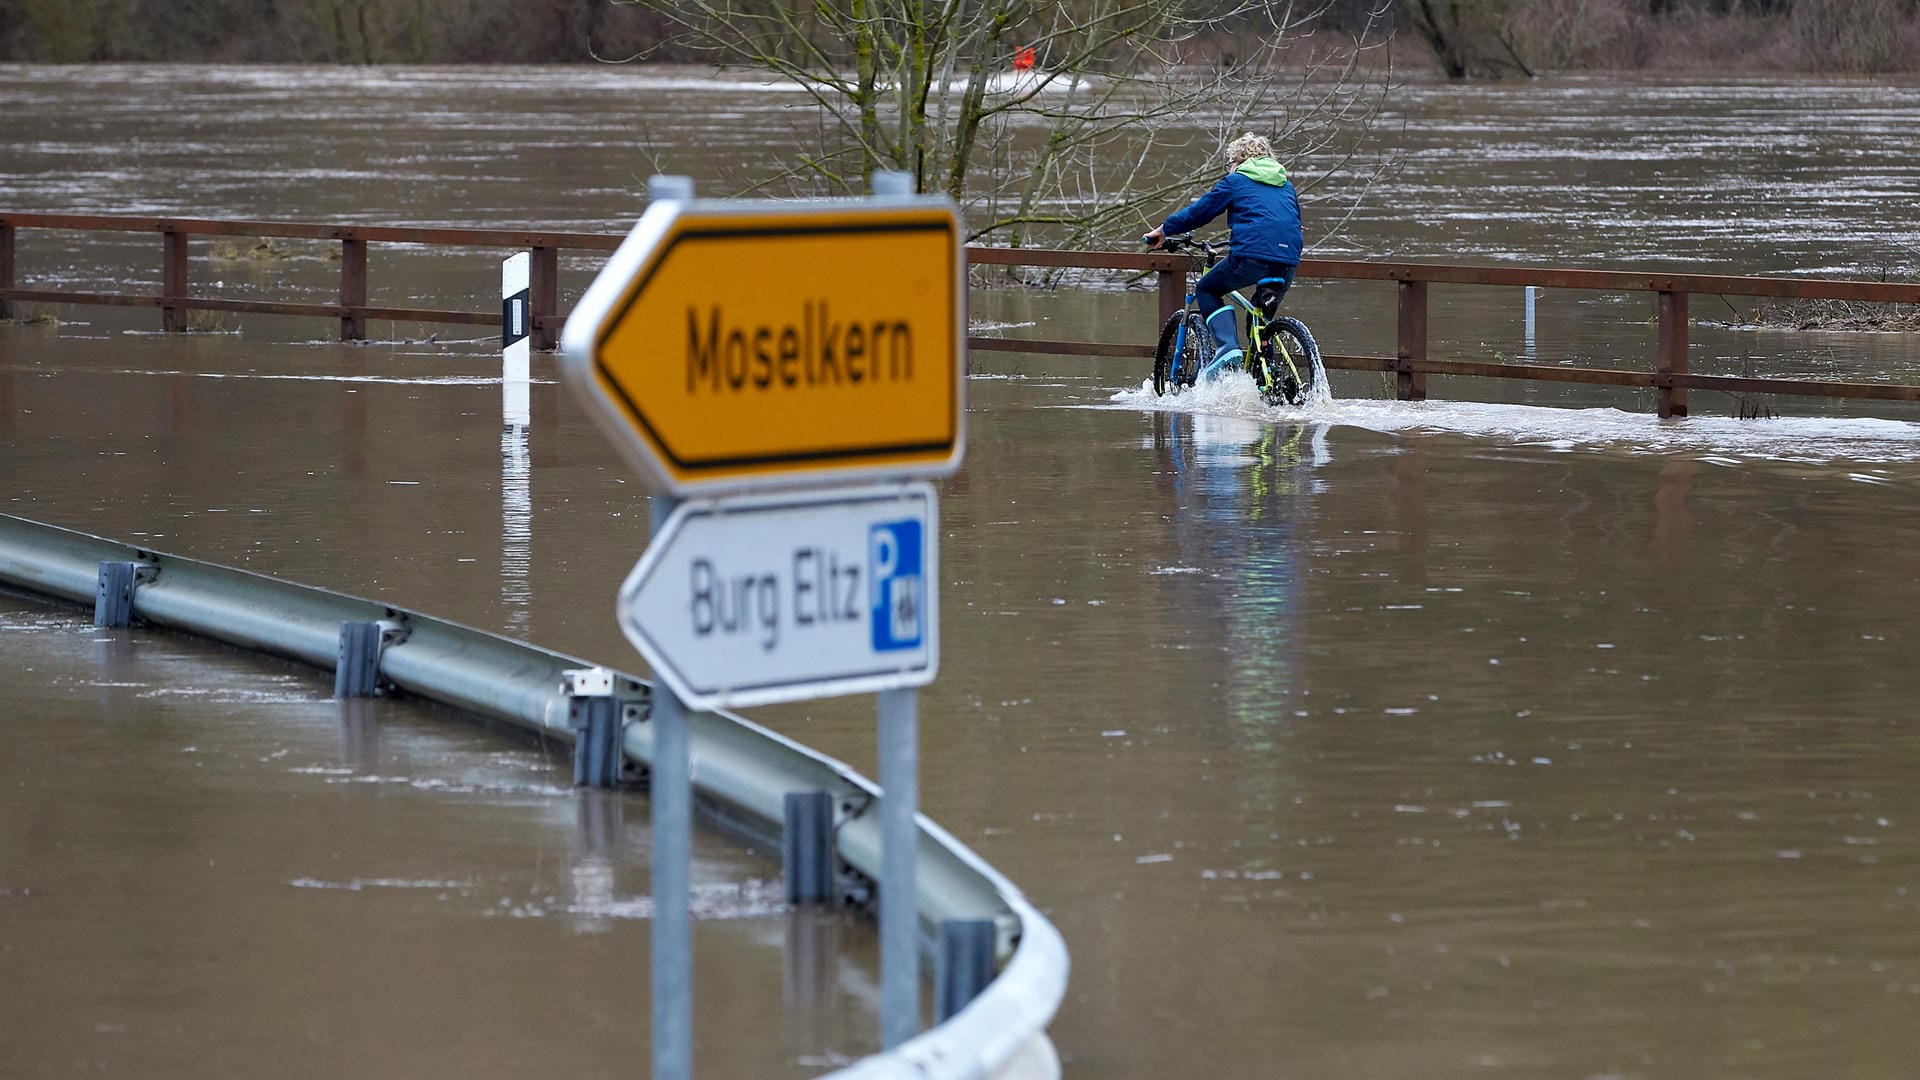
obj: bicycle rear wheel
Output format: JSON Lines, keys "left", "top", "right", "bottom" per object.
{"left": 1247, "top": 330, "right": 1281, "bottom": 403}
{"left": 1153, "top": 311, "right": 1212, "bottom": 396}
{"left": 1264, "top": 316, "right": 1321, "bottom": 406}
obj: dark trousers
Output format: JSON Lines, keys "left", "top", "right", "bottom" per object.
{"left": 1194, "top": 255, "right": 1295, "bottom": 318}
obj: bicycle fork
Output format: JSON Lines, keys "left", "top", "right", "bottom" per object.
{"left": 1169, "top": 289, "right": 1201, "bottom": 384}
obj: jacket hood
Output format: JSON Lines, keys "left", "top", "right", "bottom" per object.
{"left": 1235, "top": 157, "right": 1288, "bottom": 186}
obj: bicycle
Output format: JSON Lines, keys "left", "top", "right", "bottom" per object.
{"left": 1146, "top": 234, "right": 1321, "bottom": 407}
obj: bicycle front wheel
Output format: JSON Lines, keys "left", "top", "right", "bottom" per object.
{"left": 1153, "top": 310, "right": 1212, "bottom": 396}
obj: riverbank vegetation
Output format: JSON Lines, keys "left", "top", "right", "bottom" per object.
{"left": 1400, "top": 0, "right": 1920, "bottom": 77}
{"left": 1750, "top": 294, "right": 1920, "bottom": 333}
{"left": 1, "top": 0, "right": 1915, "bottom": 74}
{"left": 1735, "top": 248, "right": 1920, "bottom": 332}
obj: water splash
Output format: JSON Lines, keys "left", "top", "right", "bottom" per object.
{"left": 1306, "top": 350, "right": 1334, "bottom": 408}
{"left": 1099, "top": 381, "right": 1920, "bottom": 466}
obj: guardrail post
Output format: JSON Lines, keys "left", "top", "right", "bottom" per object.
{"left": 334, "top": 621, "right": 384, "bottom": 697}
{"left": 563, "top": 667, "right": 623, "bottom": 788}
{"left": 783, "top": 791, "right": 835, "bottom": 904}
{"left": 1396, "top": 279, "right": 1428, "bottom": 401}
{"left": 161, "top": 228, "right": 189, "bottom": 333}
{"left": 339, "top": 237, "right": 368, "bottom": 341}
{"left": 935, "top": 919, "right": 996, "bottom": 1022}
{"left": 531, "top": 244, "right": 559, "bottom": 351}
{"left": 1657, "top": 289, "right": 1689, "bottom": 419}
{"left": 0, "top": 222, "right": 15, "bottom": 321}
{"left": 1157, "top": 266, "right": 1184, "bottom": 326}
{"left": 94, "top": 561, "right": 145, "bottom": 627}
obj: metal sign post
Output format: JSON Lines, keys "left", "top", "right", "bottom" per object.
{"left": 878, "top": 684, "right": 919, "bottom": 1048}
{"left": 561, "top": 171, "right": 961, "bottom": 1074}
{"left": 644, "top": 176, "right": 696, "bottom": 1080}
{"left": 650, "top": 490, "right": 693, "bottom": 1080}
{"left": 871, "top": 169, "right": 922, "bottom": 1050}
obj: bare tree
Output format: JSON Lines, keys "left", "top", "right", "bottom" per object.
{"left": 1398, "top": 0, "right": 1535, "bottom": 77}
{"left": 613, "top": 0, "right": 1396, "bottom": 246}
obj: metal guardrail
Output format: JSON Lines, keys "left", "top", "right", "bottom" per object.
{"left": 0, "top": 511, "right": 1068, "bottom": 1080}
{"left": 4, "top": 211, "right": 1917, "bottom": 419}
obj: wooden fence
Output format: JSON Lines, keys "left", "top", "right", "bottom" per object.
{"left": 4, "top": 212, "right": 1917, "bottom": 419}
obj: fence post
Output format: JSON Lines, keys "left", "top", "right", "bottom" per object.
{"left": 1657, "top": 289, "right": 1689, "bottom": 419}
{"left": 339, "top": 237, "right": 368, "bottom": 341}
{"left": 161, "top": 228, "right": 189, "bottom": 333}
{"left": 1396, "top": 279, "right": 1428, "bottom": 401}
{"left": 1157, "top": 267, "right": 1184, "bottom": 327}
{"left": 531, "top": 244, "right": 559, "bottom": 351}
{"left": 0, "top": 222, "right": 15, "bottom": 322}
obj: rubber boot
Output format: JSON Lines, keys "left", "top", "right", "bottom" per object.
{"left": 1203, "top": 307, "right": 1242, "bottom": 377}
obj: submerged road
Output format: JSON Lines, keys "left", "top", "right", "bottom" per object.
{"left": 9, "top": 318, "right": 1920, "bottom": 1075}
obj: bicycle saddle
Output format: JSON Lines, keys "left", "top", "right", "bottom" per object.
{"left": 1252, "top": 276, "right": 1291, "bottom": 320}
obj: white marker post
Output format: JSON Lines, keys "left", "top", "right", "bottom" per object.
{"left": 502, "top": 251, "right": 532, "bottom": 428}
{"left": 501, "top": 251, "right": 535, "bottom": 633}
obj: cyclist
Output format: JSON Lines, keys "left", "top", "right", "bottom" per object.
{"left": 1143, "top": 132, "right": 1303, "bottom": 375}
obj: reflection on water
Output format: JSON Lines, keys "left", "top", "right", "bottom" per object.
{"left": 1654, "top": 455, "right": 1695, "bottom": 569}
{"left": 501, "top": 422, "right": 533, "bottom": 632}
{"left": 570, "top": 788, "right": 623, "bottom": 935}
{"left": 337, "top": 697, "right": 384, "bottom": 771}
{"left": 1154, "top": 409, "right": 1329, "bottom": 796}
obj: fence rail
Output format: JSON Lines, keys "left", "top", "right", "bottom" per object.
{"left": 5, "top": 211, "right": 1917, "bottom": 418}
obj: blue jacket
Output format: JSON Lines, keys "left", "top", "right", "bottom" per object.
{"left": 1161, "top": 157, "right": 1302, "bottom": 265}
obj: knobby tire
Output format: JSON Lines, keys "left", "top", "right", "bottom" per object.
{"left": 1262, "top": 316, "right": 1321, "bottom": 407}
{"left": 1153, "top": 311, "right": 1212, "bottom": 397}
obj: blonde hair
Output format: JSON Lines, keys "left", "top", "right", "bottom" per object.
{"left": 1227, "top": 132, "right": 1274, "bottom": 168}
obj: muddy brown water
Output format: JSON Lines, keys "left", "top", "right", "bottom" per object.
{"left": 5, "top": 66, "right": 1920, "bottom": 1077}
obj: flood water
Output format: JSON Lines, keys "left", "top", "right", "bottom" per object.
{"left": 5, "top": 65, "right": 1920, "bottom": 1077}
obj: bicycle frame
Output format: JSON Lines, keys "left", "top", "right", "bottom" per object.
{"left": 1163, "top": 236, "right": 1304, "bottom": 390}
{"left": 1201, "top": 288, "right": 1291, "bottom": 383}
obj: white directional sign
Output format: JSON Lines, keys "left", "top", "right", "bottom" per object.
{"left": 618, "top": 483, "right": 938, "bottom": 710}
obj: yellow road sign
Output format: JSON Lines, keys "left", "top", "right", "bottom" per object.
{"left": 561, "top": 197, "right": 966, "bottom": 494}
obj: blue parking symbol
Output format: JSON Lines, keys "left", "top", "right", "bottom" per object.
{"left": 869, "top": 519, "right": 923, "bottom": 652}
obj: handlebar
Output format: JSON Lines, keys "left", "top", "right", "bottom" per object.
{"left": 1140, "top": 233, "right": 1223, "bottom": 258}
